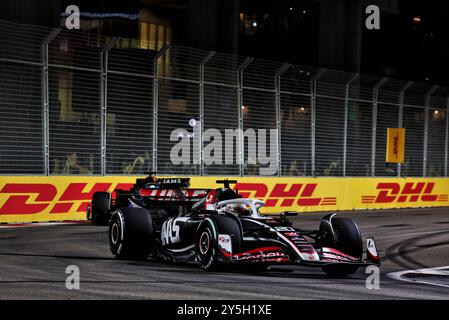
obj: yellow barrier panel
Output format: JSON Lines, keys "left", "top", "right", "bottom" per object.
{"left": 0, "top": 176, "right": 448, "bottom": 223}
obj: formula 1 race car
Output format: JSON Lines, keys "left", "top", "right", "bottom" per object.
{"left": 90, "top": 174, "right": 380, "bottom": 275}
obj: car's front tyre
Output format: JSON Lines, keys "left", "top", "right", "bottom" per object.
{"left": 319, "top": 216, "right": 363, "bottom": 276}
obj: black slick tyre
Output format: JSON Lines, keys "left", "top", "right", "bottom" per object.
{"left": 109, "top": 208, "right": 155, "bottom": 261}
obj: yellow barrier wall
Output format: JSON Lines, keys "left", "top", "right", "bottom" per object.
{"left": 0, "top": 176, "right": 448, "bottom": 223}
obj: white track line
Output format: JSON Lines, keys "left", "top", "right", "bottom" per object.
{"left": 387, "top": 266, "right": 449, "bottom": 289}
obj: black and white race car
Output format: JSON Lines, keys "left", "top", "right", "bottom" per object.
{"left": 90, "top": 175, "right": 380, "bottom": 275}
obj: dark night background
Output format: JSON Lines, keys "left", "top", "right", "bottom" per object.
{"left": 0, "top": 0, "right": 448, "bottom": 85}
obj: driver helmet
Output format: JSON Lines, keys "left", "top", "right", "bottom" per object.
{"left": 227, "top": 203, "right": 250, "bottom": 216}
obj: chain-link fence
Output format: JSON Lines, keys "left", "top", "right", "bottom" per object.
{"left": 1, "top": 19, "right": 448, "bottom": 177}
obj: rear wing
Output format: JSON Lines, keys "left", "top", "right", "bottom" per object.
{"left": 115, "top": 187, "right": 210, "bottom": 203}
{"left": 135, "top": 177, "right": 191, "bottom": 189}
{"left": 137, "top": 188, "right": 209, "bottom": 202}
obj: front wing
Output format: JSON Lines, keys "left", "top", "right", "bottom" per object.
{"left": 217, "top": 235, "right": 380, "bottom": 268}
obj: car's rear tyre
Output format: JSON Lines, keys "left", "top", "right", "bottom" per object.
{"left": 91, "top": 192, "right": 111, "bottom": 225}
{"left": 320, "top": 217, "right": 363, "bottom": 276}
{"left": 109, "top": 208, "right": 155, "bottom": 260}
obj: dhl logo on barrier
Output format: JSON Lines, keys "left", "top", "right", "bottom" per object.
{"left": 1, "top": 176, "right": 449, "bottom": 223}
{"left": 234, "top": 183, "right": 337, "bottom": 207}
{"left": 0, "top": 182, "right": 134, "bottom": 215}
{"left": 361, "top": 182, "right": 448, "bottom": 204}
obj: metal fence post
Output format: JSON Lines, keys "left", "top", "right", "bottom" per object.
{"left": 445, "top": 96, "right": 449, "bottom": 177}
{"left": 423, "top": 85, "right": 439, "bottom": 177}
{"left": 237, "top": 57, "right": 254, "bottom": 177}
{"left": 343, "top": 74, "right": 359, "bottom": 177}
{"left": 41, "top": 28, "right": 60, "bottom": 176}
{"left": 199, "top": 51, "right": 215, "bottom": 176}
{"left": 152, "top": 46, "right": 168, "bottom": 173}
{"left": 371, "top": 78, "right": 388, "bottom": 177}
{"left": 398, "top": 82, "right": 413, "bottom": 177}
{"left": 275, "top": 63, "right": 292, "bottom": 177}
{"left": 311, "top": 69, "right": 326, "bottom": 177}
{"left": 100, "top": 37, "right": 119, "bottom": 176}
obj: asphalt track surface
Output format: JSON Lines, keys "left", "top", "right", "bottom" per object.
{"left": 0, "top": 207, "right": 448, "bottom": 299}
